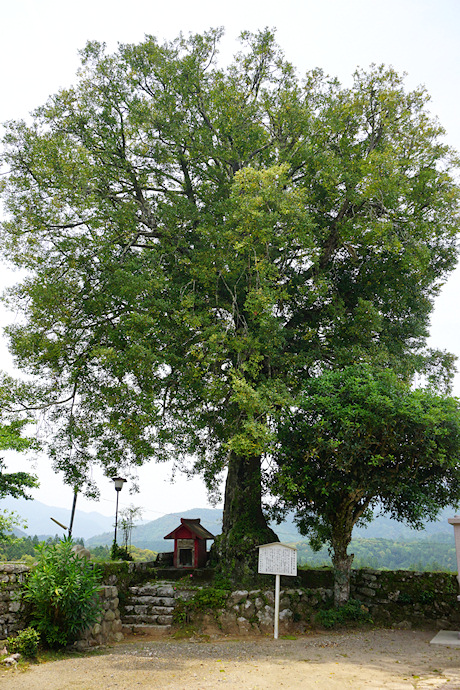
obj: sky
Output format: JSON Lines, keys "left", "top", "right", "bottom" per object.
{"left": 1, "top": 0, "right": 460, "bottom": 523}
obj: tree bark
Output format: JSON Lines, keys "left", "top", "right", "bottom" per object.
{"left": 213, "top": 451, "right": 278, "bottom": 584}
{"left": 331, "top": 523, "right": 354, "bottom": 607}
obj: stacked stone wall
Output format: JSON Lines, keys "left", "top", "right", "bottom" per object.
{"left": 3, "top": 562, "right": 460, "bottom": 639}
{"left": 75, "top": 585, "right": 124, "bottom": 649}
{"left": 0, "top": 564, "right": 123, "bottom": 647}
{"left": 175, "top": 569, "right": 460, "bottom": 634}
{"left": 0, "top": 564, "right": 28, "bottom": 637}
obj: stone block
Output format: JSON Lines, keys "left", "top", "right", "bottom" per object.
{"left": 263, "top": 591, "right": 275, "bottom": 605}
{"left": 230, "top": 590, "right": 248, "bottom": 605}
{"left": 237, "top": 616, "right": 251, "bottom": 633}
{"left": 104, "top": 609, "right": 115, "bottom": 622}
{"left": 358, "top": 587, "right": 376, "bottom": 597}
{"left": 243, "top": 600, "right": 255, "bottom": 617}
{"left": 279, "top": 608, "right": 293, "bottom": 622}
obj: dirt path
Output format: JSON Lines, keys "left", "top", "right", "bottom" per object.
{"left": 1, "top": 629, "right": 460, "bottom": 689}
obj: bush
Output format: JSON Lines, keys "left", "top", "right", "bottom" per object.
{"left": 23, "top": 537, "right": 102, "bottom": 648}
{"left": 316, "top": 599, "right": 372, "bottom": 629}
{"left": 6, "top": 627, "right": 40, "bottom": 657}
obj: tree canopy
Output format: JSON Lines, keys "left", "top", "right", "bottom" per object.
{"left": 1, "top": 29, "right": 459, "bottom": 576}
{"left": 272, "top": 365, "right": 460, "bottom": 604}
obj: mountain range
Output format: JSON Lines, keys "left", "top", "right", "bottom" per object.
{"left": 2, "top": 496, "right": 457, "bottom": 550}
{"left": 1, "top": 496, "right": 114, "bottom": 541}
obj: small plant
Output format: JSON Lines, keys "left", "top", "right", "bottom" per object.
{"left": 23, "top": 537, "right": 102, "bottom": 648}
{"left": 6, "top": 627, "right": 40, "bottom": 657}
{"left": 316, "top": 599, "right": 372, "bottom": 629}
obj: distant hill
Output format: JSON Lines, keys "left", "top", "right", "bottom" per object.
{"left": 86, "top": 508, "right": 223, "bottom": 551}
{"left": 353, "top": 509, "right": 454, "bottom": 541}
{"left": 3, "top": 495, "right": 456, "bottom": 551}
{"left": 86, "top": 506, "right": 457, "bottom": 552}
{"left": 1, "top": 496, "right": 115, "bottom": 541}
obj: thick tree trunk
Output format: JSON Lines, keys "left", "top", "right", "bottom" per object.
{"left": 331, "top": 525, "right": 354, "bottom": 607}
{"left": 331, "top": 549, "right": 354, "bottom": 607}
{"left": 213, "top": 451, "right": 278, "bottom": 584}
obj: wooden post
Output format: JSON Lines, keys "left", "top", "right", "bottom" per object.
{"left": 274, "top": 574, "right": 280, "bottom": 640}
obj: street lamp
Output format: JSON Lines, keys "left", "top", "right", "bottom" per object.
{"left": 112, "top": 477, "right": 127, "bottom": 548}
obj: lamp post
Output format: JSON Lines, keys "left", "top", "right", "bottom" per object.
{"left": 112, "top": 477, "right": 127, "bottom": 548}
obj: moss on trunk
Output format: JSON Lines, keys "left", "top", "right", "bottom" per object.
{"left": 213, "top": 451, "right": 278, "bottom": 585}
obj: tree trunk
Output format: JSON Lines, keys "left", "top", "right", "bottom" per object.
{"left": 213, "top": 451, "right": 278, "bottom": 584}
{"left": 331, "top": 526, "right": 354, "bottom": 607}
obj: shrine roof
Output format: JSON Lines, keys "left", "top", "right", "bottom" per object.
{"left": 164, "top": 518, "right": 215, "bottom": 540}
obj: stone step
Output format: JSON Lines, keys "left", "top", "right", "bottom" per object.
{"left": 130, "top": 585, "right": 175, "bottom": 597}
{"left": 122, "top": 623, "right": 172, "bottom": 636}
{"left": 121, "top": 581, "right": 178, "bottom": 631}
{"left": 128, "top": 596, "right": 175, "bottom": 607}
{"left": 124, "top": 605, "right": 175, "bottom": 616}
{"left": 123, "top": 614, "right": 174, "bottom": 625}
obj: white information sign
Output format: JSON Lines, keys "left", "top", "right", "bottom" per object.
{"left": 258, "top": 542, "right": 297, "bottom": 576}
{"left": 257, "top": 543, "right": 297, "bottom": 640}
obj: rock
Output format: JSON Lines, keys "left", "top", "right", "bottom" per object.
{"left": 237, "top": 617, "right": 251, "bottom": 633}
{"left": 230, "top": 591, "right": 249, "bottom": 605}
{"left": 3, "top": 658, "right": 17, "bottom": 667}
{"left": 3, "top": 653, "right": 20, "bottom": 666}
{"left": 394, "top": 620, "right": 412, "bottom": 630}
{"left": 71, "top": 545, "right": 91, "bottom": 560}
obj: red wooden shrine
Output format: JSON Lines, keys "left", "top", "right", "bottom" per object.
{"left": 164, "top": 518, "right": 215, "bottom": 568}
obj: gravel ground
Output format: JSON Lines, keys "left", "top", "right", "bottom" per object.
{"left": 1, "top": 629, "right": 460, "bottom": 689}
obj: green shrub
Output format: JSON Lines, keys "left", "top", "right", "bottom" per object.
{"left": 317, "top": 599, "right": 372, "bottom": 629}
{"left": 6, "top": 626, "right": 40, "bottom": 657}
{"left": 23, "top": 537, "right": 102, "bottom": 648}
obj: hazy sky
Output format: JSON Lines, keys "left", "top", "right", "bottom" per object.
{"left": 1, "top": 0, "right": 460, "bottom": 522}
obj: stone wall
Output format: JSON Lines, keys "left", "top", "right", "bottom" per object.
{"left": 3, "top": 561, "right": 460, "bottom": 640}
{"left": 351, "top": 568, "right": 460, "bottom": 629}
{"left": 175, "top": 568, "right": 460, "bottom": 634}
{"left": 74, "top": 585, "right": 124, "bottom": 649}
{"left": 0, "top": 564, "right": 29, "bottom": 637}
{"left": 0, "top": 564, "right": 124, "bottom": 647}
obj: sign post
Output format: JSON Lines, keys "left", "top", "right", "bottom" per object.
{"left": 258, "top": 542, "right": 297, "bottom": 639}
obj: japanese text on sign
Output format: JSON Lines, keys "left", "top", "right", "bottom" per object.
{"left": 258, "top": 543, "right": 297, "bottom": 576}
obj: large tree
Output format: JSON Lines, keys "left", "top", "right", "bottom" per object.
{"left": 1, "top": 29, "right": 458, "bottom": 578}
{"left": 272, "top": 365, "right": 460, "bottom": 605}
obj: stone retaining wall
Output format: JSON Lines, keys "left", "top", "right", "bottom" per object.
{"left": 3, "top": 561, "right": 460, "bottom": 639}
{"left": 0, "top": 564, "right": 29, "bottom": 637}
{"left": 176, "top": 569, "right": 460, "bottom": 634}
{"left": 75, "top": 585, "right": 124, "bottom": 649}
{"left": 0, "top": 564, "right": 123, "bottom": 646}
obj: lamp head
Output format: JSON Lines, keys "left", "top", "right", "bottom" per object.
{"left": 112, "top": 477, "right": 127, "bottom": 492}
